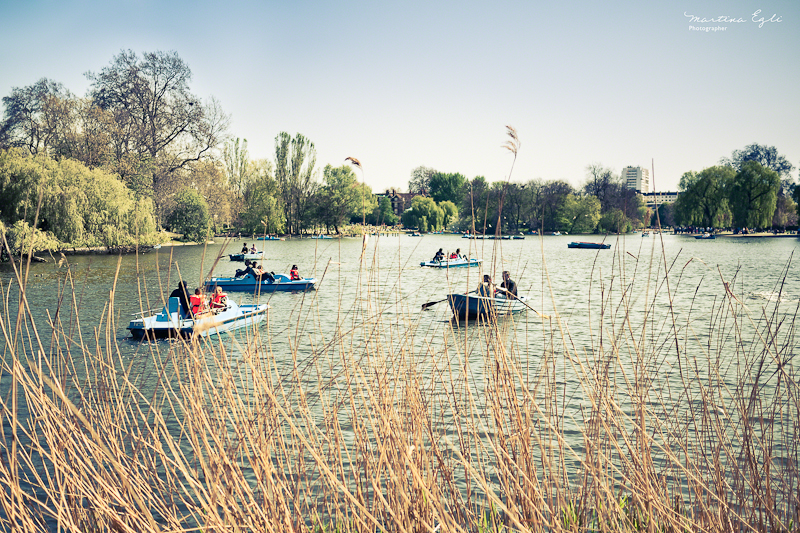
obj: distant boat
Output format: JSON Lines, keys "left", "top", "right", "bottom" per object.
{"left": 642, "top": 231, "right": 650, "bottom": 237}
{"left": 128, "top": 297, "right": 268, "bottom": 340}
{"left": 311, "top": 235, "right": 333, "bottom": 239}
{"left": 552, "top": 232, "right": 561, "bottom": 236}
{"left": 568, "top": 242, "right": 611, "bottom": 249}
{"left": 257, "top": 235, "right": 284, "bottom": 241}
{"left": 448, "top": 293, "right": 528, "bottom": 320}
{"left": 408, "top": 232, "right": 423, "bottom": 237}
{"left": 229, "top": 251, "right": 265, "bottom": 261}
{"left": 420, "top": 258, "right": 482, "bottom": 268}
{"left": 695, "top": 233, "right": 716, "bottom": 239}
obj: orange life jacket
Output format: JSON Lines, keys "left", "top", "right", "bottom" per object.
{"left": 290, "top": 269, "right": 300, "bottom": 280}
{"left": 190, "top": 294, "right": 207, "bottom": 315}
{"left": 210, "top": 292, "right": 227, "bottom": 309}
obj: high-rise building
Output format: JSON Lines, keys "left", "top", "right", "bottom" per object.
{"left": 622, "top": 166, "right": 650, "bottom": 194}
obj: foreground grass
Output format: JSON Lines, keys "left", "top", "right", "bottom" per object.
{"left": 0, "top": 239, "right": 798, "bottom": 532}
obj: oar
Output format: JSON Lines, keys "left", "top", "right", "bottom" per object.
{"left": 421, "top": 290, "right": 476, "bottom": 310}
{"left": 495, "top": 287, "right": 550, "bottom": 319}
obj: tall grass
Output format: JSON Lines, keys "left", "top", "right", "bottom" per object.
{"left": 0, "top": 237, "right": 798, "bottom": 532}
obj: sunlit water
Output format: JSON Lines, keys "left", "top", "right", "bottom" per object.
{"left": 2, "top": 232, "right": 799, "bottom": 523}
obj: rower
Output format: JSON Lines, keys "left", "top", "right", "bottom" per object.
{"left": 500, "top": 270, "right": 517, "bottom": 298}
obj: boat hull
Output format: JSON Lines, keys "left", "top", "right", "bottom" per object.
{"left": 205, "top": 273, "right": 317, "bottom": 293}
{"left": 567, "top": 242, "right": 610, "bottom": 249}
{"left": 448, "top": 293, "right": 528, "bottom": 320}
{"left": 128, "top": 298, "right": 268, "bottom": 339}
{"left": 420, "top": 258, "right": 482, "bottom": 268}
{"left": 229, "top": 252, "right": 265, "bottom": 261}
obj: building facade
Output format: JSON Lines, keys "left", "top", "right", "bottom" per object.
{"left": 376, "top": 189, "right": 428, "bottom": 217}
{"left": 642, "top": 191, "right": 678, "bottom": 208}
{"left": 622, "top": 166, "right": 650, "bottom": 194}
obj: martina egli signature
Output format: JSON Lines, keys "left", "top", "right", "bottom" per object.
{"left": 684, "top": 10, "right": 782, "bottom": 28}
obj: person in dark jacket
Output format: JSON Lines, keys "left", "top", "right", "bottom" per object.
{"left": 169, "top": 281, "right": 191, "bottom": 317}
{"left": 500, "top": 270, "right": 517, "bottom": 298}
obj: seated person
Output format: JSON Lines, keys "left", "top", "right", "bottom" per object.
{"left": 254, "top": 264, "right": 275, "bottom": 282}
{"left": 290, "top": 265, "right": 301, "bottom": 280}
{"left": 241, "top": 243, "right": 248, "bottom": 254}
{"left": 455, "top": 248, "right": 463, "bottom": 260}
{"left": 500, "top": 270, "right": 517, "bottom": 298}
{"left": 249, "top": 245, "right": 258, "bottom": 254}
{"left": 189, "top": 288, "right": 211, "bottom": 318}
{"left": 209, "top": 286, "right": 228, "bottom": 313}
{"left": 449, "top": 251, "right": 458, "bottom": 259}
{"left": 169, "top": 281, "right": 191, "bottom": 318}
{"left": 476, "top": 275, "right": 494, "bottom": 298}
{"left": 433, "top": 248, "right": 445, "bottom": 262}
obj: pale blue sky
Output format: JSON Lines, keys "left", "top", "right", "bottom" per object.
{"left": 2, "top": 0, "right": 798, "bottom": 193}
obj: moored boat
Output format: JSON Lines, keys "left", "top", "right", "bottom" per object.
{"left": 205, "top": 272, "right": 317, "bottom": 293}
{"left": 448, "top": 292, "right": 528, "bottom": 320}
{"left": 128, "top": 297, "right": 268, "bottom": 339}
{"left": 695, "top": 233, "right": 715, "bottom": 239}
{"left": 567, "top": 242, "right": 611, "bottom": 249}
{"left": 257, "top": 235, "right": 285, "bottom": 241}
{"left": 420, "top": 258, "right": 482, "bottom": 268}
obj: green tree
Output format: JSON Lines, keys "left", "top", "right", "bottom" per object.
{"left": 597, "top": 209, "right": 630, "bottom": 233}
{"left": 169, "top": 187, "right": 210, "bottom": 242}
{"left": 429, "top": 172, "right": 466, "bottom": 205}
{"left": 0, "top": 78, "right": 75, "bottom": 154}
{"left": 317, "top": 164, "right": 360, "bottom": 233}
{"left": 366, "top": 197, "right": 398, "bottom": 226}
{"left": 240, "top": 163, "right": 284, "bottom": 234}
{"left": 274, "top": 132, "right": 318, "bottom": 234}
{"left": 721, "top": 143, "right": 795, "bottom": 194}
{"left": 0, "top": 148, "right": 158, "bottom": 246}
{"left": 402, "top": 196, "right": 444, "bottom": 232}
{"left": 729, "top": 161, "right": 780, "bottom": 229}
{"left": 556, "top": 194, "right": 601, "bottom": 233}
{"left": 439, "top": 200, "right": 458, "bottom": 229}
{"left": 771, "top": 195, "right": 797, "bottom": 230}
{"left": 673, "top": 166, "right": 734, "bottom": 228}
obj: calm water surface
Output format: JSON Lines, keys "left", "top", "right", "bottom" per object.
{"left": 2, "top": 232, "right": 798, "bottom": 507}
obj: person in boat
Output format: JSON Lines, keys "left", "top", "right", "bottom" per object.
{"left": 449, "top": 251, "right": 458, "bottom": 259}
{"left": 169, "top": 281, "right": 191, "bottom": 318}
{"left": 499, "top": 270, "right": 517, "bottom": 298}
{"left": 290, "top": 265, "right": 301, "bottom": 281}
{"left": 241, "top": 243, "right": 248, "bottom": 254}
{"left": 433, "top": 248, "right": 445, "bottom": 262}
{"left": 254, "top": 263, "right": 275, "bottom": 282}
{"left": 476, "top": 274, "right": 494, "bottom": 298}
{"left": 249, "top": 244, "right": 258, "bottom": 254}
{"left": 190, "top": 288, "right": 210, "bottom": 318}
{"left": 209, "top": 286, "right": 228, "bottom": 313}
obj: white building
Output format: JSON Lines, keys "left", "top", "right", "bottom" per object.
{"left": 622, "top": 166, "right": 650, "bottom": 194}
{"left": 642, "top": 191, "right": 678, "bottom": 208}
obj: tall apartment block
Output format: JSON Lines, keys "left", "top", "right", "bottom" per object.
{"left": 622, "top": 166, "right": 650, "bottom": 194}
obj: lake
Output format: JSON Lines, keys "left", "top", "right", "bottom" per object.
{"left": 1, "top": 232, "right": 798, "bottom": 529}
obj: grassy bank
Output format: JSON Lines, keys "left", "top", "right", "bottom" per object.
{"left": 0, "top": 239, "right": 798, "bottom": 532}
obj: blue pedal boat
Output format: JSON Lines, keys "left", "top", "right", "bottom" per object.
{"left": 567, "top": 242, "right": 611, "bottom": 249}
{"left": 205, "top": 272, "right": 317, "bottom": 293}
{"left": 448, "top": 293, "right": 528, "bottom": 320}
{"left": 128, "top": 297, "right": 268, "bottom": 339}
{"left": 420, "top": 258, "right": 482, "bottom": 268}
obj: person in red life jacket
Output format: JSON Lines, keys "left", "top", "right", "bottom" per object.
{"left": 290, "top": 265, "right": 301, "bottom": 281}
{"left": 209, "top": 286, "right": 228, "bottom": 313}
{"left": 449, "top": 251, "right": 458, "bottom": 259}
{"left": 190, "top": 288, "right": 210, "bottom": 318}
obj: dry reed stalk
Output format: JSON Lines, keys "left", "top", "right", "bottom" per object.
{"left": 0, "top": 230, "right": 798, "bottom": 532}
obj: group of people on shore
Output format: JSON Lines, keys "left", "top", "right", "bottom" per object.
{"left": 169, "top": 281, "right": 228, "bottom": 319}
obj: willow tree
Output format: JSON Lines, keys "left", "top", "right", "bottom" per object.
{"left": 0, "top": 148, "right": 158, "bottom": 246}
{"left": 729, "top": 161, "right": 780, "bottom": 229}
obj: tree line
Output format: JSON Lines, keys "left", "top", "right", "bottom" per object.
{"left": 1, "top": 50, "right": 797, "bottom": 252}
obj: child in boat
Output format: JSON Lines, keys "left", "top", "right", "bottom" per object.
{"left": 290, "top": 265, "right": 301, "bottom": 280}
{"left": 476, "top": 275, "right": 494, "bottom": 298}
{"left": 190, "top": 288, "right": 211, "bottom": 318}
{"left": 209, "top": 286, "right": 228, "bottom": 313}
